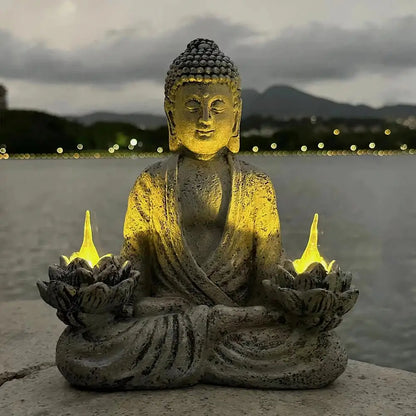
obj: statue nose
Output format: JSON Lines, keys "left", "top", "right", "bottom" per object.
{"left": 199, "top": 105, "right": 212, "bottom": 126}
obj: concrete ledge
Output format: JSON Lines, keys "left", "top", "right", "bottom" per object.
{"left": 1, "top": 301, "right": 415, "bottom": 415}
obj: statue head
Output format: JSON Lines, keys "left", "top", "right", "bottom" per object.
{"left": 164, "top": 39, "right": 242, "bottom": 157}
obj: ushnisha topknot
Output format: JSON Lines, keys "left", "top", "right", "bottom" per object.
{"left": 164, "top": 38, "right": 241, "bottom": 108}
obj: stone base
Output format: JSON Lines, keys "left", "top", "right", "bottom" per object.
{"left": 1, "top": 301, "right": 415, "bottom": 415}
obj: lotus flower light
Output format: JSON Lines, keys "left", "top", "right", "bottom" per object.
{"left": 37, "top": 211, "right": 140, "bottom": 326}
{"left": 263, "top": 214, "right": 358, "bottom": 331}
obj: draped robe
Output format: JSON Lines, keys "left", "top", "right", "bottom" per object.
{"left": 122, "top": 152, "right": 282, "bottom": 307}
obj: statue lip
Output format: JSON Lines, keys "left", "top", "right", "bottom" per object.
{"left": 196, "top": 129, "right": 215, "bottom": 136}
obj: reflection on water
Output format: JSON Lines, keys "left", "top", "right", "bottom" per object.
{"left": 0, "top": 155, "right": 415, "bottom": 372}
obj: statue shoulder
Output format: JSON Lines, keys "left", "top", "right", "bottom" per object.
{"left": 132, "top": 158, "right": 169, "bottom": 190}
{"left": 237, "top": 158, "right": 276, "bottom": 190}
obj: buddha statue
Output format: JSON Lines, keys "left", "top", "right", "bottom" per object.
{"left": 38, "top": 39, "right": 358, "bottom": 391}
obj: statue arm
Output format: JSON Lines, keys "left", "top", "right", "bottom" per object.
{"left": 120, "top": 172, "right": 153, "bottom": 298}
{"left": 249, "top": 174, "right": 282, "bottom": 306}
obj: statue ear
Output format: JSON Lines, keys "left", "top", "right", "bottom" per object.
{"left": 165, "top": 106, "right": 180, "bottom": 152}
{"left": 228, "top": 104, "right": 241, "bottom": 153}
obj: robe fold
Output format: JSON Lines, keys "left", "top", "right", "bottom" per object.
{"left": 57, "top": 305, "right": 210, "bottom": 389}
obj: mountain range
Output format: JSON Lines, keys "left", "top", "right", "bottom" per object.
{"left": 69, "top": 85, "right": 416, "bottom": 128}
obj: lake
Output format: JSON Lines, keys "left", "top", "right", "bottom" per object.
{"left": 1, "top": 154, "right": 415, "bottom": 372}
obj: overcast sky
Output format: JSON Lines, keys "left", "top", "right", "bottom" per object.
{"left": 1, "top": 0, "right": 416, "bottom": 115}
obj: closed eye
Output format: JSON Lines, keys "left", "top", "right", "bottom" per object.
{"left": 185, "top": 99, "right": 200, "bottom": 112}
{"left": 211, "top": 99, "right": 226, "bottom": 113}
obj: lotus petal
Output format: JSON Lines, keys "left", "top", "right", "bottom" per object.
{"left": 106, "top": 278, "right": 136, "bottom": 310}
{"left": 324, "top": 272, "right": 343, "bottom": 292}
{"left": 48, "top": 265, "right": 65, "bottom": 281}
{"left": 47, "top": 280, "right": 77, "bottom": 311}
{"left": 274, "top": 265, "right": 295, "bottom": 288}
{"left": 305, "top": 262, "right": 327, "bottom": 281}
{"left": 282, "top": 259, "right": 297, "bottom": 276}
{"left": 95, "top": 263, "right": 118, "bottom": 285}
{"left": 341, "top": 272, "right": 353, "bottom": 292}
{"left": 95, "top": 255, "right": 115, "bottom": 273}
{"left": 37, "top": 281, "right": 54, "bottom": 308}
{"left": 337, "top": 289, "right": 359, "bottom": 315}
{"left": 77, "top": 282, "right": 111, "bottom": 313}
{"left": 59, "top": 255, "right": 70, "bottom": 267}
{"left": 262, "top": 283, "right": 304, "bottom": 315}
{"left": 119, "top": 260, "right": 132, "bottom": 282}
{"left": 293, "top": 273, "right": 318, "bottom": 290}
{"left": 302, "top": 289, "right": 337, "bottom": 314}
{"left": 68, "top": 257, "right": 92, "bottom": 272}
{"left": 62, "top": 267, "right": 94, "bottom": 286}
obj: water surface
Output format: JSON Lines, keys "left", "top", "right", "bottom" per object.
{"left": 1, "top": 155, "right": 415, "bottom": 372}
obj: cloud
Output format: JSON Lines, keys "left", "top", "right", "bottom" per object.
{"left": 0, "top": 15, "right": 415, "bottom": 88}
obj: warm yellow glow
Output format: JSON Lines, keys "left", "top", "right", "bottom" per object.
{"left": 67, "top": 210, "right": 103, "bottom": 267}
{"left": 113, "top": 144, "right": 120, "bottom": 150}
{"left": 57, "top": 147, "right": 63, "bottom": 154}
{"left": 400, "top": 144, "right": 408, "bottom": 150}
{"left": 0, "top": 147, "right": 6, "bottom": 154}
{"left": 301, "top": 145, "right": 307, "bottom": 152}
{"left": 108, "top": 147, "right": 115, "bottom": 154}
{"left": 293, "top": 213, "right": 335, "bottom": 274}
{"left": 369, "top": 142, "right": 376, "bottom": 149}
{"left": 157, "top": 147, "right": 164, "bottom": 153}
{"left": 350, "top": 145, "right": 357, "bottom": 151}
{"left": 271, "top": 142, "right": 277, "bottom": 150}
{"left": 333, "top": 129, "right": 340, "bottom": 136}
{"left": 318, "top": 142, "right": 324, "bottom": 149}
{"left": 384, "top": 129, "right": 391, "bottom": 135}
{"left": 130, "top": 138, "right": 138, "bottom": 146}
{"left": 77, "top": 143, "right": 83, "bottom": 150}
{"left": 252, "top": 146, "right": 259, "bottom": 153}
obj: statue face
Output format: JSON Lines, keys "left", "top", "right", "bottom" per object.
{"left": 172, "top": 83, "right": 238, "bottom": 158}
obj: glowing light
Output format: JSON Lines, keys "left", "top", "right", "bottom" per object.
{"left": 369, "top": 142, "right": 376, "bottom": 149}
{"left": 318, "top": 142, "right": 324, "bottom": 149}
{"left": 130, "top": 138, "right": 138, "bottom": 146}
{"left": 128, "top": 144, "right": 134, "bottom": 150}
{"left": 301, "top": 145, "right": 307, "bottom": 152}
{"left": 113, "top": 144, "right": 120, "bottom": 150}
{"left": 73, "top": 153, "right": 80, "bottom": 159}
{"left": 350, "top": 145, "right": 357, "bottom": 151}
{"left": 333, "top": 129, "right": 340, "bottom": 136}
{"left": 252, "top": 146, "right": 259, "bottom": 153}
{"left": 384, "top": 129, "right": 391, "bottom": 135}
{"left": 293, "top": 213, "right": 335, "bottom": 274}
{"left": 108, "top": 147, "right": 115, "bottom": 154}
{"left": 57, "top": 147, "right": 63, "bottom": 154}
{"left": 0, "top": 147, "right": 6, "bottom": 154}
{"left": 157, "top": 147, "right": 163, "bottom": 153}
{"left": 400, "top": 144, "right": 408, "bottom": 150}
{"left": 77, "top": 143, "right": 83, "bottom": 150}
{"left": 271, "top": 142, "right": 277, "bottom": 150}
{"left": 66, "top": 210, "right": 108, "bottom": 267}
